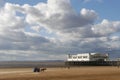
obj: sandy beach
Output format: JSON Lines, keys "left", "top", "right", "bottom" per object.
{"left": 0, "top": 66, "right": 120, "bottom": 80}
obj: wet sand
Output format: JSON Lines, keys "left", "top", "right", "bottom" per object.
{"left": 0, "top": 66, "right": 120, "bottom": 80}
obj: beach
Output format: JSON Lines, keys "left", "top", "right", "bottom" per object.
{"left": 0, "top": 66, "right": 120, "bottom": 80}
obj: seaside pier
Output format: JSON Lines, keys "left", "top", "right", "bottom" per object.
{"left": 65, "top": 53, "right": 119, "bottom": 66}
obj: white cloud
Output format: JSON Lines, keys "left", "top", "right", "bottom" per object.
{"left": 18, "top": 0, "right": 98, "bottom": 31}
{"left": 31, "top": 26, "right": 41, "bottom": 32}
{"left": 16, "top": 0, "right": 98, "bottom": 41}
{"left": 81, "top": 8, "right": 98, "bottom": 22}
{"left": 0, "top": 0, "right": 120, "bottom": 60}
{"left": 92, "top": 19, "right": 120, "bottom": 36}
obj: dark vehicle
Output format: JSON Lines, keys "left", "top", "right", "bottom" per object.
{"left": 33, "top": 67, "right": 40, "bottom": 72}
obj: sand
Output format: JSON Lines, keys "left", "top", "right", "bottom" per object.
{"left": 0, "top": 66, "right": 120, "bottom": 80}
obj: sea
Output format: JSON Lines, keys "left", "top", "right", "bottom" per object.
{"left": 0, "top": 60, "right": 65, "bottom": 68}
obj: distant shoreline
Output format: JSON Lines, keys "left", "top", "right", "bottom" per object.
{"left": 0, "top": 61, "right": 65, "bottom": 68}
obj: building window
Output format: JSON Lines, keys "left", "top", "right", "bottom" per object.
{"left": 73, "top": 56, "right": 77, "bottom": 59}
{"left": 78, "top": 56, "right": 82, "bottom": 58}
{"left": 83, "top": 56, "right": 88, "bottom": 58}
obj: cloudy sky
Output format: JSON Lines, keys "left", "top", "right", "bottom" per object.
{"left": 0, "top": 0, "right": 120, "bottom": 61}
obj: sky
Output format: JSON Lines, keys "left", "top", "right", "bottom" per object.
{"left": 0, "top": 0, "right": 120, "bottom": 61}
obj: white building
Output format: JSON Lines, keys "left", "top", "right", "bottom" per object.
{"left": 67, "top": 53, "right": 109, "bottom": 61}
